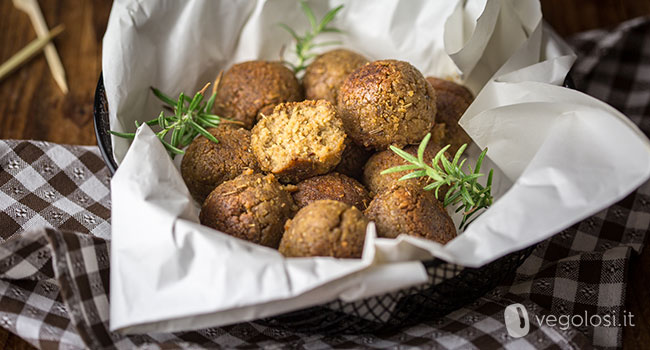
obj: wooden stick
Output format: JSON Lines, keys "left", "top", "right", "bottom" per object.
{"left": 0, "top": 25, "right": 65, "bottom": 81}
{"left": 13, "top": 0, "right": 69, "bottom": 94}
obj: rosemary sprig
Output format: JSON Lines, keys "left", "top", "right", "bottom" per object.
{"left": 381, "top": 133, "right": 494, "bottom": 230}
{"left": 279, "top": 0, "right": 344, "bottom": 74}
{"left": 110, "top": 82, "right": 238, "bottom": 158}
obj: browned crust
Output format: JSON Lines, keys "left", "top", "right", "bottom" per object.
{"left": 426, "top": 77, "right": 474, "bottom": 153}
{"left": 279, "top": 200, "right": 368, "bottom": 258}
{"left": 292, "top": 173, "right": 371, "bottom": 210}
{"left": 199, "top": 172, "right": 297, "bottom": 248}
{"left": 364, "top": 185, "right": 456, "bottom": 244}
{"left": 337, "top": 60, "right": 436, "bottom": 150}
{"left": 214, "top": 61, "right": 303, "bottom": 129}
{"left": 303, "top": 49, "right": 368, "bottom": 104}
{"left": 334, "top": 138, "right": 373, "bottom": 180}
{"left": 426, "top": 77, "right": 473, "bottom": 102}
{"left": 180, "top": 126, "right": 260, "bottom": 204}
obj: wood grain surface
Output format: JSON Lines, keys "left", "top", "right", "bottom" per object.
{"left": 0, "top": 0, "right": 111, "bottom": 146}
{"left": 0, "top": 1, "right": 648, "bottom": 349}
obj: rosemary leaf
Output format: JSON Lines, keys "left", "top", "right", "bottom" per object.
{"left": 417, "top": 133, "right": 431, "bottom": 164}
{"left": 201, "top": 114, "right": 222, "bottom": 120}
{"left": 176, "top": 93, "right": 185, "bottom": 113}
{"left": 111, "top": 81, "right": 226, "bottom": 158}
{"left": 423, "top": 182, "right": 438, "bottom": 191}
{"left": 389, "top": 145, "right": 419, "bottom": 164}
{"left": 424, "top": 167, "right": 444, "bottom": 182}
{"left": 150, "top": 87, "right": 177, "bottom": 106}
{"left": 108, "top": 130, "right": 135, "bottom": 139}
{"left": 398, "top": 170, "right": 427, "bottom": 181}
{"left": 463, "top": 173, "right": 484, "bottom": 182}
{"left": 460, "top": 186, "right": 475, "bottom": 206}
{"left": 189, "top": 120, "right": 219, "bottom": 144}
{"left": 487, "top": 169, "right": 494, "bottom": 187}
{"left": 278, "top": 23, "right": 301, "bottom": 41}
{"left": 474, "top": 148, "right": 486, "bottom": 174}
{"left": 380, "top": 164, "right": 421, "bottom": 174}
{"left": 452, "top": 144, "right": 467, "bottom": 167}
{"left": 318, "top": 5, "right": 344, "bottom": 31}
{"left": 159, "top": 138, "right": 185, "bottom": 155}
{"left": 188, "top": 91, "right": 204, "bottom": 111}
{"left": 321, "top": 27, "right": 342, "bottom": 33}
{"left": 205, "top": 92, "right": 217, "bottom": 113}
{"left": 157, "top": 111, "right": 166, "bottom": 129}
{"left": 280, "top": 1, "right": 344, "bottom": 74}
{"left": 300, "top": 1, "right": 318, "bottom": 30}
{"left": 382, "top": 133, "right": 494, "bottom": 230}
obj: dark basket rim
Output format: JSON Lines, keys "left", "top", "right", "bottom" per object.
{"left": 93, "top": 73, "right": 118, "bottom": 174}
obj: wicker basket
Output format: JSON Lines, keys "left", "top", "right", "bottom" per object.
{"left": 94, "top": 75, "right": 548, "bottom": 334}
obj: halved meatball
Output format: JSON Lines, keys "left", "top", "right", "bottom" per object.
{"left": 365, "top": 185, "right": 456, "bottom": 244}
{"left": 303, "top": 49, "right": 368, "bottom": 104}
{"left": 251, "top": 100, "right": 347, "bottom": 183}
{"left": 181, "top": 126, "right": 260, "bottom": 203}
{"left": 200, "top": 172, "right": 297, "bottom": 248}
{"left": 337, "top": 60, "right": 436, "bottom": 150}
{"left": 363, "top": 141, "right": 446, "bottom": 196}
{"left": 279, "top": 200, "right": 368, "bottom": 258}
{"left": 215, "top": 61, "right": 303, "bottom": 129}
{"left": 292, "top": 173, "right": 371, "bottom": 211}
{"left": 426, "top": 77, "right": 474, "bottom": 153}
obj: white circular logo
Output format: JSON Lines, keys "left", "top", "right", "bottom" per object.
{"left": 504, "top": 303, "right": 530, "bottom": 338}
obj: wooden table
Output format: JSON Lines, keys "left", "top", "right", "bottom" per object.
{"left": 0, "top": 1, "right": 648, "bottom": 349}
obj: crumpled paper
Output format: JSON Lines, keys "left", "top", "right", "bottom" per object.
{"left": 103, "top": 0, "right": 650, "bottom": 333}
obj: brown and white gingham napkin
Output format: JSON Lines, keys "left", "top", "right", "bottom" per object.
{"left": 1, "top": 17, "right": 650, "bottom": 350}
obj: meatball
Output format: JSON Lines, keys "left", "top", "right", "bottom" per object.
{"left": 303, "top": 49, "right": 368, "bottom": 104}
{"left": 279, "top": 200, "right": 368, "bottom": 258}
{"left": 365, "top": 185, "right": 456, "bottom": 244}
{"left": 337, "top": 60, "right": 436, "bottom": 150}
{"left": 251, "top": 100, "right": 347, "bottom": 183}
{"left": 181, "top": 126, "right": 260, "bottom": 203}
{"left": 200, "top": 172, "right": 297, "bottom": 248}
{"left": 426, "top": 77, "right": 474, "bottom": 153}
{"left": 363, "top": 141, "right": 446, "bottom": 196}
{"left": 334, "top": 139, "right": 373, "bottom": 180}
{"left": 292, "top": 173, "right": 371, "bottom": 211}
{"left": 215, "top": 61, "right": 303, "bottom": 129}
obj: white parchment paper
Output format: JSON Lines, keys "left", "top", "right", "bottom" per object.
{"left": 103, "top": 0, "right": 650, "bottom": 333}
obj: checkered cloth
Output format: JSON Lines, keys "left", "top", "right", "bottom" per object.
{"left": 1, "top": 17, "right": 649, "bottom": 350}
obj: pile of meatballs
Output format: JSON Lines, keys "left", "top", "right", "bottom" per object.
{"left": 181, "top": 49, "right": 475, "bottom": 259}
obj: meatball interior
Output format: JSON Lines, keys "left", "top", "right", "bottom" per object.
{"left": 251, "top": 100, "right": 346, "bottom": 183}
